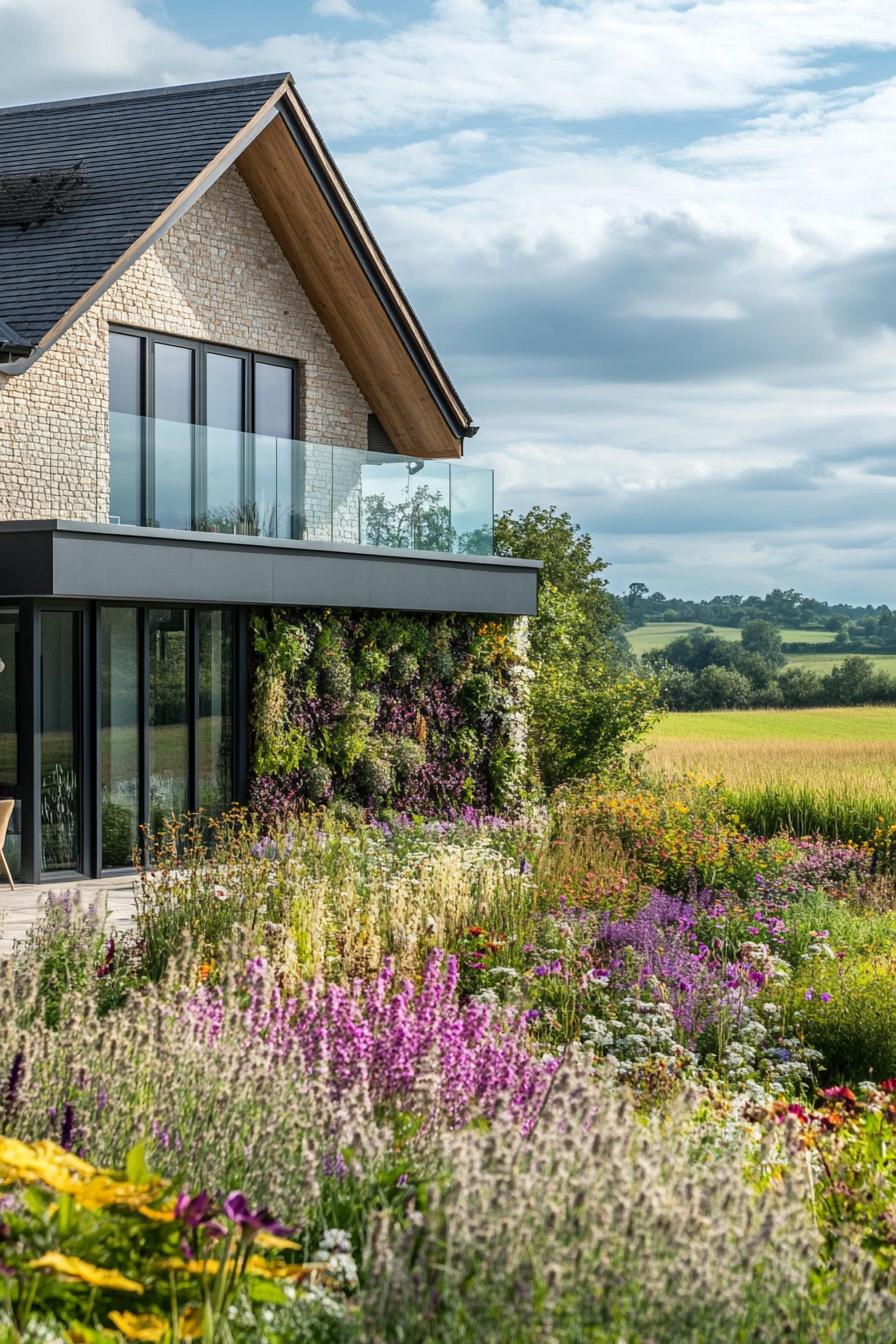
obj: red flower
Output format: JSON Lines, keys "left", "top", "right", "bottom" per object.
{"left": 819, "top": 1086, "right": 856, "bottom": 1105}
{"left": 880, "top": 1079, "right": 896, "bottom": 1094}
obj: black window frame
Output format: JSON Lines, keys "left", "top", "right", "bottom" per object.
{"left": 109, "top": 325, "right": 302, "bottom": 535}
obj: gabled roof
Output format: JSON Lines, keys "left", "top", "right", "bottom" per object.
{"left": 0, "top": 74, "right": 474, "bottom": 458}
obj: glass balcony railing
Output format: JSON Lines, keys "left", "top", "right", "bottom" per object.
{"left": 109, "top": 413, "right": 494, "bottom": 556}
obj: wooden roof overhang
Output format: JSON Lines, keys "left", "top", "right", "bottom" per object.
{"left": 2, "top": 75, "right": 474, "bottom": 460}
{"left": 237, "top": 88, "right": 472, "bottom": 459}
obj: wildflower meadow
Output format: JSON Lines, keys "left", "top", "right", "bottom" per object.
{"left": 5, "top": 780, "right": 896, "bottom": 1340}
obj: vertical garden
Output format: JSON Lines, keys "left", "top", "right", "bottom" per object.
{"left": 248, "top": 608, "right": 531, "bottom": 821}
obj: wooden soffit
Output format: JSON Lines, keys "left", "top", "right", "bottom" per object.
{"left": 237, "top": 94, "right": 470, "bottom": 460}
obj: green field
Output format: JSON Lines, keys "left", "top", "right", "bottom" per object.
{"left": 646, "top": 707, "right": 896, "bottom": 807}
{"left": 651, "top": 706, "right": 896, "bottom": 743}
{"left": 646, "top": 705, "right": 896, "bottom": 846}
{"left": 784, "top": 651, "right": 896, "bottom": 675}
{"left": 624, "top": 622, "right": 888, "bottom": 674}
{"left": 625, "top": 622, "right": 743, "bottom": 653}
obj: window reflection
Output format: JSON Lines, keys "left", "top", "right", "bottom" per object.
{"left": 101, "top": 608, "right": 140, "bottom": 868}
{"left": 40, "top": 611, "right": 81, "bottom": 873}
{"left": 149, "top": 608, "right": 189, "bottom": 830}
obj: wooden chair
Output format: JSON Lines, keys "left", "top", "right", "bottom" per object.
{"left": 0, "top": 799, "right": 15, "bottom": 890}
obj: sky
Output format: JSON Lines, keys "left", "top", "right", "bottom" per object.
{"left": 3, "top": 1, "right": 896, "bottom": 603}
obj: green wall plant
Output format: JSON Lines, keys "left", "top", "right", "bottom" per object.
{"left": 249, "top": 608, "right": 530, "bottom": 820}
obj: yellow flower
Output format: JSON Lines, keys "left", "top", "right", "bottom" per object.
{"left": 0, "top": 1137, "right": 165, "bottom": 1213}
{"left": 29, "top": 1251, "right": 144, "bottom": 1294}
{"left": 137, "top": 1201, "right": 176, "bottom": 1223}
{"left": 255, "top": 1230, "right": 300, "bottom": 1252}
{"left": 73, "top": 1175, "right": 168, "bottom": 1212}
{"left": 32, "top": 1142, "right": 97, "bottom": 1176}
{"left": 177, "top": 1308, "right": 204, "bottom": 1339}
{"left": 158, "top": 1254, "right": 302, "bottom": 1282}
{"left": 107, "top": 1311, "right": 167, "bottom": 1341}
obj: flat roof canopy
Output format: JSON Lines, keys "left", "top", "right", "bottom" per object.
{"left": 0, "top": 521, "right": 539, "bottom": 617}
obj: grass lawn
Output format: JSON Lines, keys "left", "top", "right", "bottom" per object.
{"left": 625, "top": 622, "right": 742, "bottom": 653}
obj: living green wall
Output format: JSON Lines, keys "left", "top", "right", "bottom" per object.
{"left": 248, "top": 608, "right": 530, "bottom": 821}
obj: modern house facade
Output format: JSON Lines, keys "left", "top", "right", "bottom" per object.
{"left": 0, "top": 74, "right": 539, "bottom": 883}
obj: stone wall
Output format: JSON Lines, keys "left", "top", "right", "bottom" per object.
{"left": 0, "top": 166, "right": 370, "bottom": 527}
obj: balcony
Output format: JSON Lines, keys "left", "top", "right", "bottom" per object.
{"left": 109, "top": 413, "right": 494, "bottom": 557}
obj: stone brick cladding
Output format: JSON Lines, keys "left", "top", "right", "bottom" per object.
{"left": 0, "top": 166, "right": 370, "bottom": 533}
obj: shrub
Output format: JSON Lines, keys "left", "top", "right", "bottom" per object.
{"left": 786, "top": 954, "right": 896, "bottom": 1084}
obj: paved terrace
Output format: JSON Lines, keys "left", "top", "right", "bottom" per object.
{"left": 0, "top": 877, "right": 138, "bottom": 957}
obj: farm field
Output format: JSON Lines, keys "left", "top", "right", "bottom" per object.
{"left": 785, "top": 650, "right": 896, "bottom": 674}
{"left": 646, "top": 705, "right": 896, "bottom": 842}
{"left": 625, "top": 620, "right": 837, "bottom": 654}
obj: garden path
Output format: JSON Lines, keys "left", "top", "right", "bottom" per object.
{"left": 0, "top": 877, "right": 138, "bottom": 957}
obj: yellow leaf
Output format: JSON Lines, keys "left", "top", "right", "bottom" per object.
{"left": 107, "top": 1311, "right": 167, "bottom": 1341}
{"left": 29, "top": 1251, "right": 144, "bottom": 1294}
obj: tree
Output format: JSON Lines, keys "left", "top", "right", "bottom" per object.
{"left": 529, "top": 582, "right": 657, "bottom": 791}
{"left": 778, "top": 666, "right": 821, "bottom": 708}
{"left": 822, "top": 657, "right": 877, "bottom": 705}
{"left": 690, "top": 665, "right": 752, "bottom": 710}
{"left": 740, "top": 619, "right": 785, "bottom": 667}
{"left": 495, "top": 508, "right": 657, "bottom": 790}
{"left": 495, "top": 506, "right": 616, "bottom": 638}
{"left": 649, "top": 628, "right": 736, "bottom": 674}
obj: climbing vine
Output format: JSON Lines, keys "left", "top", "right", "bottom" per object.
{"left": 249, "top": 608, "right": 530, "bottom": 822}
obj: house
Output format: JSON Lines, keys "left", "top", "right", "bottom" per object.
{"left": 0, "top": 73, "right": 539, "bottom": 882}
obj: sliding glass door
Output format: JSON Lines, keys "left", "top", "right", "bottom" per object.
{"left": 100, "top": 607, "right": 140, "bottom": 869}
{"left": 0, "top": 611, "right": 20, "bottom": 880}
{"left": 197, "top": 610, "right": 234, "bottom": 815}
{"left": 96, "top": 605, "right": 236, "bottom": 868}
{"left": 13, "top": 604, "right": 239, "bottom": 881}
{"left": 40, "top": 611, "right": 81, "bottom": 873}
{"left": 109, "top": 328, "right": 298, "bottom": 536}
{"left": 149, "top": 609, "right": 189, "bottom": 833}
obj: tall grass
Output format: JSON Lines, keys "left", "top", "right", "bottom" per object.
{"left": 728, "top": 780, "right": 893, "bottom": 850}
{"left": 646, "top": 731, "right": 896, "bottom": 858}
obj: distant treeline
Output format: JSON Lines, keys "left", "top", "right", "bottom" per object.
{"left": 642, "top": 622, "right": 896, "bottom": 712}
{"left": 618, "top": 584, "right": 896, "bottom": 650}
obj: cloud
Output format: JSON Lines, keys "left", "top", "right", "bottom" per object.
{"left": 311, "top": 0, "right": 365, "bottom": 18}
{"left": 310, "top": 0, "right": 387, "bottom": 23}
{"left": 2, "top": 0, "right": 896, "bottom": 599}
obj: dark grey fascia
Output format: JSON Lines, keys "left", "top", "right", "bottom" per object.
{"left": 0, "top": 521, "right": 540, "bottom": 616}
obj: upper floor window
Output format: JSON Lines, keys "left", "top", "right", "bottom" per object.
{"left": 109, "top": 328, "right": 299, "bottom": 538}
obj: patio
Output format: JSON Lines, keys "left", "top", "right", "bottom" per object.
{"left": 0, "top": 876, "right": 138, "bottom": 957}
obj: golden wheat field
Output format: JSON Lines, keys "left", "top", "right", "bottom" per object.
{"left": 645, "top": 707, "right": 896, "bottom": 843}
{"left": 646, "top": 707, "right": 896, "bottom": 790}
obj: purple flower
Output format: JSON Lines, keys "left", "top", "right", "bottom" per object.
{"left": 222, "top": 1192, "right": 292, "bottom": 1238}
{"left": 184, "top": 948, "right": 554, "bottom": 1129}
{"left": 820, "top": 992, "right": 832, "bottom": 1003}
{"left": 175, "top": 1191, "right": 213, "bottom": 1228}
{"left": 59, "top": 1104, "right": 76, "bottom": 1153}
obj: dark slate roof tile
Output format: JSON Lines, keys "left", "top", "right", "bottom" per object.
{"left": 0, "top": 74, "right": 287, "bottom": 346}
